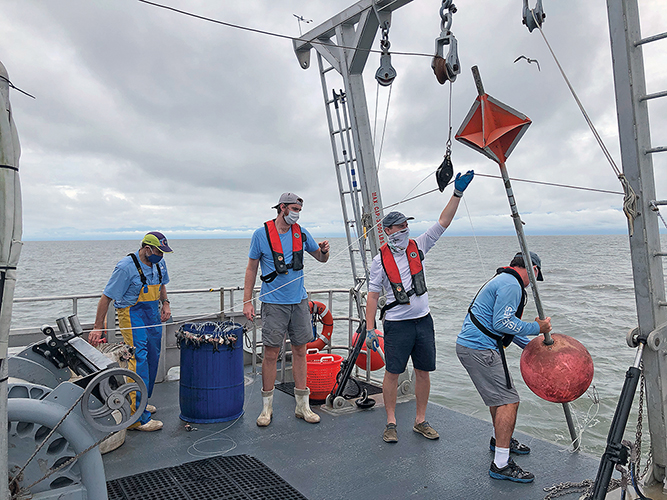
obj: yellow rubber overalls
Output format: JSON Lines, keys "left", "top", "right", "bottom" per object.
{"left": 118, "top": 253, "right": 163, "bottom": 425}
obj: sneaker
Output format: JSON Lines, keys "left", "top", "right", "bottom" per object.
{"left": 490, "top": 437, "right": 531, "bottom": 455}
{"left": 128, "top": 419, "right": 163, "bottom": 432}
{"left": 413, "top": 421, "right": 439, "bottom": 440}
{"left": 146, "top": 404, "right": 157, "bottom": 414}
{"left": 489, "top": 458, "right": 534, "bottom": 483}
{"left": 383, "top": 423, "right": 398, "bottom": 443}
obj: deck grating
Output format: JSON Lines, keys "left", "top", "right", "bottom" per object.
{"left": 106, "top": 454, "right": 307, "bottom": 500}
{"left": 106, "top": 480, "right": 125, "bottom": 500}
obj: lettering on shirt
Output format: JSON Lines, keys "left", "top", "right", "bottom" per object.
{"left": 500, "top": 305, "right": 522, "bottom": 333}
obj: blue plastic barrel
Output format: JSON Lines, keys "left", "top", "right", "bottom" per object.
{"left": 178, "top": 322, "right": 244, "bottom": 423}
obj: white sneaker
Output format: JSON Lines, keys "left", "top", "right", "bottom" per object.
{"left": 146, "top": 404, "right": 157, "bottom": 414}
{"left": 128, "top": 419, "right": 163, "bottom": 432}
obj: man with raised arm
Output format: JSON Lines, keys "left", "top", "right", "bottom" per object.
{"left": 243, "top": 192, "right": 330, "bottom": 427}
{"left": 88, "top": 231, "right": 173, "bottom": 432}
{"left": 365, "top": 170, "right": 474, "bottom": 443}
{"left": 456, "top": 251, "right": 552, "bottom": 483}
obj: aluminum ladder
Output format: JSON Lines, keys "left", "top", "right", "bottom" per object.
{"left": 316, "top": 53, "right": 371, "bottom": 287}
{"left": 607, "top": 0, "right": 667, "bottom": 487}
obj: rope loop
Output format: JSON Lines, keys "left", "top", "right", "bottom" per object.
{"left": 618, "top": 174, "right": 638, "bottom": 236}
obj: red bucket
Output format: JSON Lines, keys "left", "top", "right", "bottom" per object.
{"left": 306, "top": 352, "right": 343, "bottom": 400}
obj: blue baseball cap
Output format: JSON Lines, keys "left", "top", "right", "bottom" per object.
{"left": 142, "top": 231, "right": 173, "bottom": 253}
{"left": 514, "top": 251, "right": 543, "bottom": 281}
{"left": 382, "top": 211, "right": 414, "bottom": 228}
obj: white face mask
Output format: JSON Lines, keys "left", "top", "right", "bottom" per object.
{"left": 284, "top": 210, "right": 300, "bottom": 225}
{"left": 388, "top": 227, "right": 410, "bottom": 253}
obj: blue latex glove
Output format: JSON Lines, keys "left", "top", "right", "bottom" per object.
{"left": 453, "top": 170, "right": 474, "bottom": 197}
{"left": 366, "top": 329, "right": 379, "bottom": 352}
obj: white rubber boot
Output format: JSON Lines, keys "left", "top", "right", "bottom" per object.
{"left": 256, "top": 389, "right": 274, "bottom": 427}
{"left": 294, "top": 387, "right": 320, "bottom": 424}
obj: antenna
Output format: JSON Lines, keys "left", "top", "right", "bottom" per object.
{"left": 293, "top": 14, "right": 312, "bottom": 36}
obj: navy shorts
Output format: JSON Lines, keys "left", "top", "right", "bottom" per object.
{"left": 383, "top": 313, "right": 436, "bottom": 374}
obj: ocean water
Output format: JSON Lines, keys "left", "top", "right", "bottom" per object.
{"left": 11, "top": 234, "right": 667, "bottom": 457}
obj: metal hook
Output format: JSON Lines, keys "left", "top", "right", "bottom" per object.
{"left": 432, "top": 0, "right": 460, "bottom": 84}
{"left": 375, "top": 22, "right": 396, "bottom": 86}
{"left": 440, "top": 10, "right": 453, "bottom": 33}
{"left": 432, "top": 33, "right": 460, "bottom": 84}
{"left": 522, "top": 0, "right": 546, "bottom": 32}
{"left": 375, "top": 54, "right": 396, "bottom": 86}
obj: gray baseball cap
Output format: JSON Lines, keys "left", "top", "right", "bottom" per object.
{"left": 382, "top": 211, "right": 414, "bottom": 228}
{"left": 514, "top": 251, "right": 543, "bottom": 281}
{"left": 272, "top": 192, "right": 303, "bottom": 209}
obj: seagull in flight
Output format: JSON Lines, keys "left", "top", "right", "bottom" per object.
{"left": 514, "top": 55, "right": 541, "bottom": 71}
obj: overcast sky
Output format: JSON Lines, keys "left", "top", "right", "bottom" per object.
{"left": 1, "top": 0, "right": 666, "bottom": 241}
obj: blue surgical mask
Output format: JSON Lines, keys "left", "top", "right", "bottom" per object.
{"left": 147, "top": 248, "right": 163, "bottom": 264}
{"left": 284, "top": 210, "right": 300, "bottom": 225}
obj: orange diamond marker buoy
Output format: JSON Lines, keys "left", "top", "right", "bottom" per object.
{"left": 455, "top": 91, "right": 531, "bottom": 164}
{"left": 520, "top": 334, "right": 594, "bottom": 403}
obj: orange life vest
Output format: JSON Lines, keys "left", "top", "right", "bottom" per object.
{"left": 379, "top": 240, "right": 426, "bottom": 317}
{"left": 260, "top": 220, "right": 305, "bottom": 283}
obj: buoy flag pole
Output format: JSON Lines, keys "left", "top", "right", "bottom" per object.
{"left": 498, "top": 159, "right": 553, "bottom": 345}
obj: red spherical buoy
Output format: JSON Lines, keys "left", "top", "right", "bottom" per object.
{"left": 352, "top": 330, "right": 385, "bottom": 371}
{"left": 520, "top": 333, "right": 594, "bottom": 403}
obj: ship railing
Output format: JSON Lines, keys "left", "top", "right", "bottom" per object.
{"left": 8, "top": 286, "right": 383, "bottom": 388}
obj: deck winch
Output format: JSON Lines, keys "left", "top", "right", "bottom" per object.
{"left": 7, "top": 315, "right": 147, "bottom": 499}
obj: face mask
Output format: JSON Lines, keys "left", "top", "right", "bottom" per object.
{"left": 284, "top": 210, "right": 300, "bottom": 225}
{"left": 146, "top": 248, "right": 163, "bottom": 264}
{"left": 388, "top": 227, "right": 410, "bottom": 253}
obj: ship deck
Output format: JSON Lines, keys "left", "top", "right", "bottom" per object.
{"left": 103, "top": 372, "right": 603, "bottom": 500}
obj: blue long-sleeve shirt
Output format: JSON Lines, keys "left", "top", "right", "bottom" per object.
{"left": 457, "top": 272, "right": 540, "bottom": 351}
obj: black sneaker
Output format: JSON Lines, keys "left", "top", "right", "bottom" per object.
{"left": 489, "top": 458, "right": 534, "bottom": 483}
{"left": 490, "top": 437, "right": 531, "bottom": 455}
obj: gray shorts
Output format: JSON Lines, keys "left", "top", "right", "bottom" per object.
{"left": 456, "top": 344, "right": 520, "bottom": 407}
{"left": 261, "top": 299, "right": 313, "bottom": 348}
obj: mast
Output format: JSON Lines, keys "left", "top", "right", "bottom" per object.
{"left": 294, "top": 0, "right": 415, "bottom": 285}
{"left": 0, "top": 60, "right": 24, "bottom": 500}
{"left": 607, "top": 0, "right": 667, "bottom": 485}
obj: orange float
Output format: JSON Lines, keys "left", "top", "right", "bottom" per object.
{"left": 306, "top": 300, "right": 333, "bottom": 351}
{"left": 520, "top": 333, "right": 594, "bottom": 403}
{"left": 352, "top": 329, "right": 385, "bottom": 371}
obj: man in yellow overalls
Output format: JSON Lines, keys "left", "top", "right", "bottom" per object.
{"left": 89, "top": 231, "right": 173, "bottom": 431}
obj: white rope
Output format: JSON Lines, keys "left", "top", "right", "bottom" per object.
{"left": 373, "top": 80, "right": 380, "bottom": 149}
{"left": 462, "top": 197, "right": 488, "bottom": 276}
{"left": 531, "top": 10, "right": 638, "bottom": 234}
{"left": 376, "top": 84, "right": 393, "bottom": 173}
{"left": 186, "top": 372, "right": 259, "bottom": 458}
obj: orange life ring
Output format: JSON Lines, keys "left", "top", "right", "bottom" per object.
{"left": 306, "top": 300, "right": 333, "bottom": 351}
{"left": 352, "top": 329, "right": 385, "bottom": 371}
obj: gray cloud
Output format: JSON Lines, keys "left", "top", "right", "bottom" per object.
{"left": 1, "top": 0, "right": 665, "bottom": 240}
